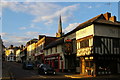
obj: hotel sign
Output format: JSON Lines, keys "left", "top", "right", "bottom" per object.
{"left": 77, "top": 47, "right": 93, "bottom": 56}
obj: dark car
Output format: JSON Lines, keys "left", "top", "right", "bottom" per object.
{"left": 22, "top": 61, "right": 34, "bottom": 70}
{"left": 38, "top": 64, "right": 56, "bottom": 75}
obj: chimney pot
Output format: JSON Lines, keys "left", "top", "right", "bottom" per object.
{"left": 109, "top": 16, "right": 116, "bottom": 22}
{"left": 38, "top": 35, "right": 45, "bottom": 40}
{"left": 103, "top": 12, "right": 111, "bottom": 20}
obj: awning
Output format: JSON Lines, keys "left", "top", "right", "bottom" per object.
{"left": 35, "top": 53, "right": 44, "bottom": 57}
{"left": 45, "top": 54, "right": 59, "bottom": 58}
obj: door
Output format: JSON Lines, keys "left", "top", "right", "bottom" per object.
{"left": 81, "top": 57, "right": 85, "bottom": 74}
{"left": 85, "top": 60, "right": 94, "bottom": 75}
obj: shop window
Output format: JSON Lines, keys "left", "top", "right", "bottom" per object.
{"left": 54, "top": 60, "right": 58, "bottom": 69}
{"left": 80, "top": 39, "right": 89, "bottom": 48}
{"left": 85, "top": 61, "right": 93, "bottom": 67}
{"left": 86, "top": 61, "right": 89, "bottom": 67}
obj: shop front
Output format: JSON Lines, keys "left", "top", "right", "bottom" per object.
{"left": 79, "top": 56, "right": 95, "bottom": 76}
{"left": 44, "top": 54, "right": 61, "bottom": 72}
{"left": 35, "top": 53, "right": 44, "bottom": 65}
{"left": 77, "top": 47, "right": 95, "bottom": 76}
{"left": 78, "top": 54, "right": 120, "bottom": 76}
{"left": 95, "top": 55, "right": 120, "bottom": 76}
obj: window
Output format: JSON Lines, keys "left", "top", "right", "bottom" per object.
{"left": 95, "top": 37, "right": 102, "bottom": 47}
{"left": 80, "top": 39, "right": 89, "bottom": 48}
{"left": 113, "top": 38, "right": 119, "bottom": 48}
{"left": 46, "top": 50, "right": 48, "bottom": 54}
{"left": 76, "top": 58, "right": 80, "bottom": 67}
{"left": 51, "top": 48, "right": 52, "bottom": 53}
{"left": 55, "top": 46, "right": 57, "bottom": 52}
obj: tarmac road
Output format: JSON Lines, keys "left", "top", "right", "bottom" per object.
{"left": 2, "top": 61, "right": 69, "bottom": 80}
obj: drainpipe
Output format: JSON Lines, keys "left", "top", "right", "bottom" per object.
{"left": 58, "top": 55, "right": 60, "bottom": 72}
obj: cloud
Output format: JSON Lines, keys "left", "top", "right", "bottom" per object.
{"left": 33, "top": 4, "right": 80, "bottom": 24}
{"left": 10, "top": 36, "right": 31, "bottom": 41}
{"left": 88, "top": 6, "right": 92, "bottom": 8}
{"left": 63, "top": 23, "right": 80, "bottom": 33}
{"left": 29, "top": 24, "right": 41, "bottom": 29}
{"left": 0, "top": 32, "right": 8, "bottom": 36}
{"left": 26, "top": 31, "right": 40, "bottom": 36}
{"left": 2, "top": 35, "right": 31, "bottom": 47}
{"left": 3, "top": 40, "right": 25, "bottom": 47}
{"left": 1, "top": 2, "right": 80, "bottom": 47}
{"left": 1, "top": 31, "right": 55, "bottom": 47}
{"left": 0, "top": 32, "right": 31, "bottom": 47}
{"left": 19, "top": 24, "right": 42, "bottom": 30}
{"left": 2, "top": 2, "right": 80, "bottom": 24}
{"left": 19, "top": 27, "right": 27, "bottom": 30}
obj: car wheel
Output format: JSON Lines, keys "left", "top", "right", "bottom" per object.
{"left": 53, "top": 72, "right": 56, "bottom": 75}
{"left": 44, "top": 72, "right": 47, "bottom": 75}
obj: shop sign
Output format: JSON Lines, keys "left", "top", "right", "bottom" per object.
{"left": 64, "top": 41, "right": 72, "bottom": 54}
{"left": 77, "top": 47, "right": 92, "bottom": 56}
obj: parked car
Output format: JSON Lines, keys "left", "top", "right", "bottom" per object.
{"left": 22, "top": 61, "right": 34, "bottom": 70}
{"left": 38, "top": 64, "right": 56, "bottom": 75}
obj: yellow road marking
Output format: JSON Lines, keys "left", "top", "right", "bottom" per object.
{"left": 0, "top": 77, "right": 11, "bottom": 79}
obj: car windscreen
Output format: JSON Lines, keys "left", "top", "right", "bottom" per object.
{"left": 42, "top": 64, "right": 52, "bottom": 69}
{"left": 26, "top": 62, "right": 33, "bottom": 65}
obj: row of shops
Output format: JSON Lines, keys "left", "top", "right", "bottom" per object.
{"left": 34, "top": 12, "right": 120, "bottom": 76}
{"left": 5, "top": 12, "right": 120, "bottom": 76}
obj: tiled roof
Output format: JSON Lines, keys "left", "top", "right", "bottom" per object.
{"left": 64, "top": 14, "right": 120, "bottom": 37}
{"left": 93, "top": 19, "right": 120, "bottom": 26}
{"left": 44, "top": 37, "right": 64, "bottom": 49}
{"left": 44, "top": 13, "right": 120, "bottom": 49}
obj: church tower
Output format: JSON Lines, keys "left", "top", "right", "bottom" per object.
{"left": 56, "top": 15, "right": 64, "bottom": 37}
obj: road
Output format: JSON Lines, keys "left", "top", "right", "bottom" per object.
{"left": 2, "top": 61, "right": 70, "bottom": 80}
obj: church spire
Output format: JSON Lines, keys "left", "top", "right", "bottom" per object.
{"left": 56, "top": 15, "right": 64, "bottom": 37}
{"left": 58, "top": 15, "right": 62, "bottom": 34}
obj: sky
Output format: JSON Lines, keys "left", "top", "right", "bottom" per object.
{"left": 0, "top": 1, "right": 119, "bottom": 47}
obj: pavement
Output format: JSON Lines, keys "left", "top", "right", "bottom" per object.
{"left": 63, "top": 73, "right": 120, "bottom": 79}
{"left": 64, "top": 74, "right": 93, "bottom": 78}
{"left": 2, "top": 66, "right": 12, "bottom": 80}
{"left": 1, "top": 61, "right": 15, "bottom": 80}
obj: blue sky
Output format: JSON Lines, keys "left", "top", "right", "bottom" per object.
{"left": 1, "top": 1, "right": 119, "bottom": 47}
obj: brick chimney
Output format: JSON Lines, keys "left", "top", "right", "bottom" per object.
{"left": 20, "top": 45, "right": 24, "bottom": 49}
{"left": 103, "top": 12, "right": 111, "bottom": 20}
{"left": 109, "top": 16, "right": 116, "bottom": 22}
{"left": 10, "top": 45, "right": 13, "bottom": 49}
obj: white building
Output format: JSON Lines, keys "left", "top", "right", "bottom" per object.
{"left": 5, "top": 45, "right": 19, "bottom": 62}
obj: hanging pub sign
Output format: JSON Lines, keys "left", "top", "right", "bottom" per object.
{"left": 64, "top": 39, "right": 72, "bottom": 54}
